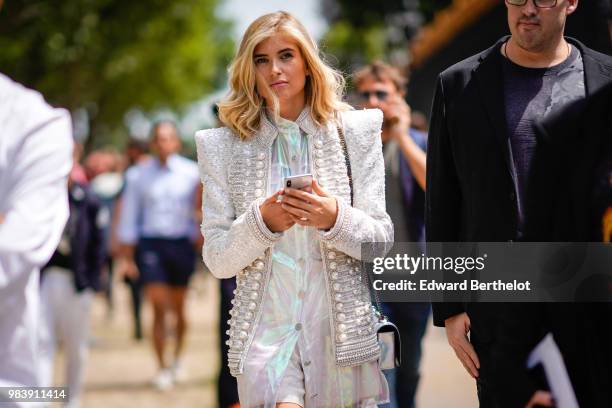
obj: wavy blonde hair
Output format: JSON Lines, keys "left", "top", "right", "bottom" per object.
{"left": 218, "top": 11, "right": 352, "bottom": 139}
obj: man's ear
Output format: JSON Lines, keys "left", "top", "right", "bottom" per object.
{"left": 566, "top": 0, "right": 579, "bottom": 15}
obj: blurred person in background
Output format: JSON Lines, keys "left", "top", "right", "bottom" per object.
{"left": 426, "top": 0, "right": 612, "bottom": 406}
{"left": 84, "top": 149, "right": 117, "bottom": 181}
{"left": 116, "top": 121, "right": 201, "bottom": 390}
{"left": 0, "top": 70, "right": 73, "bottom": 399}
{"left": 110, "top": 138, "right": 151, "bottom": 341}
{"left": 38, "top": 156, "right": 107, "bottom": 408}
{"left": 70, "top": 142, "right": 88, "bottom": 185}
{"left": 409, "top": 111, "right": 429, "bottom": 133}
{"left": 85, "top": 148, "right": 124, "bottom": 318}
{"left": 124, "top": 138, "right": 151, "bottom": 167}
{"left": 354, "top": 61, "right": 429, "bottom": 408}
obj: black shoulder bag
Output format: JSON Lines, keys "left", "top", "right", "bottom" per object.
{"left": 336, "top": 122, "right": 401, "bottom": 370}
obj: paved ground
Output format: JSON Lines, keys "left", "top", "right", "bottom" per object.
{"left": 51, "top": 270, "right": 477, "bottom": 407}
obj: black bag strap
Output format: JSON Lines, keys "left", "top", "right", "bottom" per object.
{"left": 336, "top": 123, "right": 353, "bottom": 206}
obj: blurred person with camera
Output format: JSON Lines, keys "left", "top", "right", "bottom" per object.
{"left": 354, "top": 61, "right": 429, "bottom": 408}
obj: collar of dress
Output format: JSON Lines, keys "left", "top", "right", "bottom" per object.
{"left": 255, "top": 106, "right": 328, "bottom": 148}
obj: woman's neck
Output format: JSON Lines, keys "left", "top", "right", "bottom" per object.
{"left": 277, "top": 96, "right": 306, "bottom": 122}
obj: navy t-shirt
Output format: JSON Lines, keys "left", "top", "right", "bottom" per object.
{"left": 502, "top": 44, "right": 585, "bottom": 233}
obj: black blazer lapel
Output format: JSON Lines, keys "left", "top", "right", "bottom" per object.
{"left": 568, "top": 37, "right": 612, "bottom": 96}
{"left": 473, "top": 38, "right": 517, "bottom": 185}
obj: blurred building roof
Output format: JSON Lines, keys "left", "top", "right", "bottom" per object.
{"left": 409, "top": 0, "right": 498, "bottom": 69}
{"left": 406, "top": 0, "right": 612, "bottom": 116}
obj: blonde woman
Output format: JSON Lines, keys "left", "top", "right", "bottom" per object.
{"left": 195, "top": 11, "right": 393, "bottom": 408}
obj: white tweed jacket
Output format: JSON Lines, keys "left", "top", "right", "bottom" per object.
{"left": 194, "top": 108, "right": 393, "bottom": 376}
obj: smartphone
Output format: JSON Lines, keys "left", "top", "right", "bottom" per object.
{"left": 283, "top": 173, "right": 313, "bottom": 191}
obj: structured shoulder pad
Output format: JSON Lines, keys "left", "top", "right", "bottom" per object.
{"left": 340, "top": 108, "right": 383, "bottom": 146}
{"left": 195, "top": 127, "right": 237, "bottom": 162}
{"left": 195, "top": 127, "right": 236, "bottom": 153}
{"left": 194, "top": 127, "right": 238, "bottom": 185}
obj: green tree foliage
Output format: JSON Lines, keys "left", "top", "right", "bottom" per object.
{"left": 321, "top": 0, "right": 404, "bottom": 71}
{"left": 0, "top": 0, "right": 234, "bottom": 146}
{"left": 322, "top": 20, "right": 387, "bottom": 71}
{"left": 321, "top": 0, "right": 451, "bottom": 73}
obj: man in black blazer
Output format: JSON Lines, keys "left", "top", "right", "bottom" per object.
{"left": 426, "top": 0, "right": 612, "bottom": 406}
{"left": 489, "top": 83, "right": 612, "bottom": 408}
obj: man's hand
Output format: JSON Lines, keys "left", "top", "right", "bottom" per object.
{"left": 445, "top": 312, "right": 480, "bottom": 378}
{"left": 525, "top": 391, "right": 553, "bottom": 408}
{"left": 382, "top": 96, "right": 412, "bottom": 140}
{"left": 116, "top": 256, "right": 139, "bottom": 280}
{"left": 260, "top": 189, "right": 295, "bottom": 233}
{"left": 0, "top": 213, "right": 4, "bottom": 224}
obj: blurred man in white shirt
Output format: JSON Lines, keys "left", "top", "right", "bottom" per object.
{"left": 116, "top": 121, "right": 200, "bottom": 390}
{"left": 0, "top": 72, "right": 73, "bottom": 400}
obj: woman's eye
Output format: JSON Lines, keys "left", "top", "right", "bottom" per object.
{"left": 254, "top": 57, "right": 268, "bottom": 65}
{"left": 280, "top": 52, "right": 293, "bottom": 60}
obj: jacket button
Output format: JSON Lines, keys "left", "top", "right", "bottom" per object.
{"left": 509, "top": 191, "right": 516, "bottom": 201}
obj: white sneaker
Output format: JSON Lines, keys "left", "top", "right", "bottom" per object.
{"left": 152, "top": 369, "right": 173, "bottom": 391}
{"left": 170, "top": 359, "right": 188, "bottom": 383}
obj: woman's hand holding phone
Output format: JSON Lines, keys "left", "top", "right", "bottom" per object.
{"left": 259, "top": 189, "right": 296, "bottom": 233}
{"left": 281, "top": 180, "right": 338, "bottom": 230}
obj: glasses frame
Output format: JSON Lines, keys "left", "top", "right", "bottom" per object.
{"left": 505, "top": 0, "right": 558, "bottom": 8}
{"left": 359, "top": 90, "right": 389, "bottom": 102}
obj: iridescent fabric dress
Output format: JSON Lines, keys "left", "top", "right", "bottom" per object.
{"left": 235, "top": 112, "right": 389, "bottom": 407}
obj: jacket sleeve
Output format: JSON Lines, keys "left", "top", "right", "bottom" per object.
{"left": 116, "top": 166, "right": 141, "bottom": 245}
{"left": 425, "top": 76, "right": 466, "bottom": 326}
{"left": 318, "top": 109, "right": 394, "bottom": 260}
{"left": 195, "top": 128, "right": 282, "bottom": 279}
{"left": 0, "top": 107, "right": 72, "bottom": 285}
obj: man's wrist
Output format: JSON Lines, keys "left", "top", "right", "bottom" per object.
{"left": 118, "top": 254, "right": 135, "bottom": 263}
{"left": 391, "top": 123, "right": 409, "bottom": 139}
{"left": 444, "top": 312, "right": 464, "bottom": 325}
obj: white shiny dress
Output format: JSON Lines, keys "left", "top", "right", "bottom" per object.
{"left": 235, "top": 112, "right": 388, "bottom": 407}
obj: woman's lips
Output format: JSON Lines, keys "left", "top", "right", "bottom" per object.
{"left": 270, "top": 81, "right": 288, "bottom": 88}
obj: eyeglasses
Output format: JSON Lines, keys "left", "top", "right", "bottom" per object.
{"left": 506, "top": 0, "right": 557, "bottom": 8}
{"left": 359, "top": 90, "right": 389, "bottom": 102}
